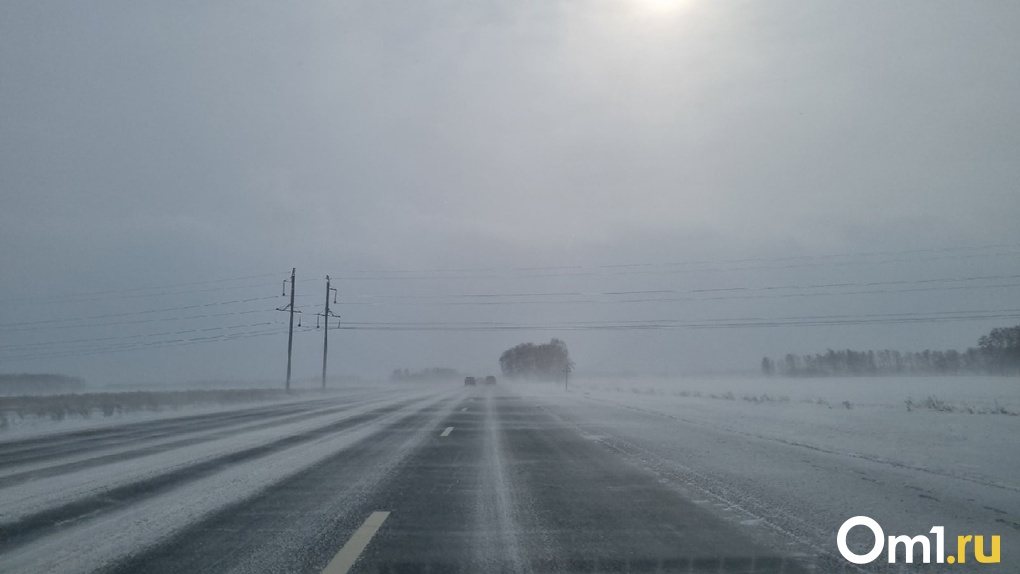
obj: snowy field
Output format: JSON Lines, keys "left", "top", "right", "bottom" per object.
{"left": 537, "top": 375, "right": 1020, "bottom": 493}
{"left": 568, "top": 374, "right": 1020, "bottom": 411}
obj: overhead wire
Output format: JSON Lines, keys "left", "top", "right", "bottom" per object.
{"left": 0, "top": 272, "right": 289, "bottom": 307}
{"left": 3, "top": 244, "right": 1019, "bottom": 362}
{"left": 332, "top": 242, "right": 1020, "bottom": 275}
{"left": 335, "top": 273, "right": 1020, "bottom": 302}
{"left": 328, "top": 245, "right": 1020, "bottom": 280}
{"left": 2, "top": 324, "right": 318, "bottom": 362}
{"left": 330, "top": 308, "right": 1020, "bottom": 332}
{"left": 333, "top": 281, "right": 1020, "bottom": 306}
{"left": 0, "top": 320, "right": 281, "bottom": 353}
{"left": 0, "top": 295, "right": 281, "bottom": 330}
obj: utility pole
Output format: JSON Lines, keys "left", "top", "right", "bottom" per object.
{"left": 318, "top": 275, "right": 338, "bottom": 390}
{"left": 564, "top": 364, "right": 571, "bottom": 391}
{"left": 276, "top": 268, "right": 298, "bottom": 392}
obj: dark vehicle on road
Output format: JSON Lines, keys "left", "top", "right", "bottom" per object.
{"left": 485, "top": 375, "right": 497, "bottom": 385}
{"left": 463, "top": 376, "right": 476, "bottom": 386}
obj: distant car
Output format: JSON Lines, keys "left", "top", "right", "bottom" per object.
{"left": 485, "top": 375, "right": 497, "bottom": 385}
{"left": 464, "top": 376, "right": 476, "bottom": 386}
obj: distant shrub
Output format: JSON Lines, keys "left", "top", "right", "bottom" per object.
{"left": 991, "top": 401, "right": 1011, "bottom": 415}
{"left": 922, "top": 395, "right": 953, "bottom": 412}
{"left": 903, "top": 395, "right": 1016, "bottom": 415}
{"left": 47, "top": 406, "right": 66, "bottom": 421}
{"left": 739, "top": 393, "right": 791, "bottom": 405}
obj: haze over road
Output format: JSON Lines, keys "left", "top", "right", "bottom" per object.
{"left": 0, "top": 383, "right": 1013, "bottom": 573}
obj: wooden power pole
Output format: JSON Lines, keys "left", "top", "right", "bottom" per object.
{"left": 319, "top": 275, "right": 338, "bottom": 390}
{"left": 276, "top": 268, "right": 297, "bottom": 392}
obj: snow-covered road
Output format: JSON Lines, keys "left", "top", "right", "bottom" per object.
{"left": 0, "top": 380, "right": 1015, "bottom": 573}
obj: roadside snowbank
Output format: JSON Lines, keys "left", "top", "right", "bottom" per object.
{"left": 0, "top": 383, "right": 414, "bottom": 441}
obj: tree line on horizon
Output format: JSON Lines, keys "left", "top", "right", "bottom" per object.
{"left": 389, "top": 367, "right": 461, "bottom": 382}
{"left": 499, "top": 339, "right": 574, "bottom": 380}
{"left": 761, "top": 324, "right": 1020, "bottom": 377}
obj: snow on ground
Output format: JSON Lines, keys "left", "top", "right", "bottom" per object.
{"left": 0, "top": 386, "right": 444, "bottom": 525}
{"left": 2, "top": 378, "right": 1016, "bottom": 572}
{"left": 0, "top": 389, "right": 462, "bottom": 574}
{"left": 0, "top": 399, "right": 365, "bottom": 483}
{"left": 571, "top": 374, "right": 1020, "bottom": 411}
{"left": 0, "top": 383, "right": 407, "bottom": 441}
{"left": 516, "top": 376, "right": 1020, "bottom": 573}
{"left": 537, "top": 375, "right": 1020, "bottom": 489}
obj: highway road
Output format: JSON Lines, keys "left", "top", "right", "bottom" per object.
{"left": 0, "top": 384, "right": 901, "bottom": 573}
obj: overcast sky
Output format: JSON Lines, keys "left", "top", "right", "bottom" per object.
{"left": 2, "top": 0, "right": 1019, "bottom": 385}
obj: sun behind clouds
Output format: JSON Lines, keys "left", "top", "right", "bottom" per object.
{"left": 632, "top": 0, "right": 692, "bottom": 16}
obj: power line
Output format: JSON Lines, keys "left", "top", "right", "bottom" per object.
{"left": 328, "top": 244, "right": 1020, "bottom": 280}
{"left": 8, "top": 282, "right": 1016, "bottom": 353}
{"left": 335, "top": 273, "right": 1020, "bottom": 302}
{"left": 2, "top": 325, "right": 319, "bottom": 362}
{"left": 0, "top": 273, "right": 288, "bottom": 307}
{"left": 334, "top": 243, "right": 1020, "bottom": 275}
{"left": 328, "top": 308, "right": 1020, "bottom": 332}
{"left": 13, "top": 307, "right": 1016, "bottom": 361}
{"left": 338, "top": 307, "right": 1020, "bottom": 327}
{"left": 332, "top": 280, "right": 1020, "bottom": 307}
{"left": 0, "top": 296, "right": 280, "bottom": 331}
{"left": 4, "top": 276, "right": 1017, "bottom": 355}
{"left": 3, "top": 244, "right": 1018, "bottom": 365}
{"left": 2, "top": 308, "right": 270, "bottom": 334}
{"left": 0, "top": 320, "right": 280, "bottom": 353}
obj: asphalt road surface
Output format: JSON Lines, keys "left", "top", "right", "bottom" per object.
{"left": 0, "top": 385, "right": 851, "bottom": 573}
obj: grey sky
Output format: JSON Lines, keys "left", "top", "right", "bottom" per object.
{"left": 2, "top": 0, "right": 1018, "bottom": 385}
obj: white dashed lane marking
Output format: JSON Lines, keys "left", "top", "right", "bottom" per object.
{"left": 321, "top": 511, "right": 390, "bottom": 574}
{"left": 441, "top": 427, "right": 453, "bottom": 437}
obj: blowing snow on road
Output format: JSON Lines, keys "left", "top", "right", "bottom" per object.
{"left": 1, "top": 380, "right": 1015, "bottom": 573}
